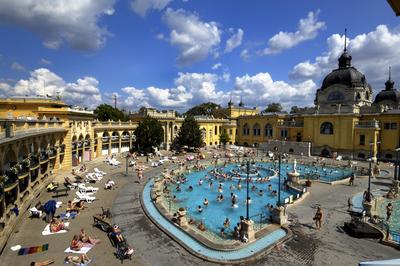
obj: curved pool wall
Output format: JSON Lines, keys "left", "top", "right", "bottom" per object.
{"left": 142, "top": 179, "right": 289, "bottom": 263}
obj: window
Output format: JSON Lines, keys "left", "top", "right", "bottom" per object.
{"left": 253, "top": 124, "right": 261, "bottom": 136}
{"left": 320, "top": 122, "right": 334, "bottom": 135}
{"left": 384, "top": 123, "right": 397, "bottom": 130}
{"left": 243, "top": 124, "right": 250, "bottom": 136}
{"left": 359, "top": 135, "right": 365, "bottom": 146}
{"left": 280, "top": 129, "right": 288, "bottom": 138}
{"left": 265, "top": 124, "right": 273, "bottom": 137}
{"left": 215, "top": 126, "right": 218, "bottom": 135}
{"left": 229, "top": 129, "right": 233, "bottom": 135}
{"left": 327, "top": 91, "right": 345, "bottom": 101}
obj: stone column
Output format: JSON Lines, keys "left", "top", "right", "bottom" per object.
{"left": 240, "top": 219, "right": 255, "bottom": 242}
{"left": 271, "top": 206, "right": 287, "bottom": 225}
{"left": 165, "top": 122, "right": 169, "bottom": 150}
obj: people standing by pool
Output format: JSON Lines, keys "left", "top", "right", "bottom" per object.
{"left": 349, "top": 173, "right": 355, "bottom": 186}
{"left": 314, "top": 206, "right": 323, "bottom": 229}
{"left": 386, "top": 203, "right": 393, "bottom": 221}
{"left": 223, "top": 218, "right": 230, "bottom": 228}
{"left": 203, "top": 198, "right": 209, "bottom": 207}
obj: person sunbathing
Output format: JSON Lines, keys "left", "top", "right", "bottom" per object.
{"left": 79, "top": 228, "right": 100, "bottom": 245}
{"left": 66, "top": 200, "right": 79, "bottom": 213}
{"left": 111, "top": 225, "right": 124, "bottom": 242}
{"left": 50, "top": 218, "right": 68, "bottom": 232}
{"left": 64, "top": 254, "right": 91, "bottom": 265}
{"left": 74, "top": 200, "right": 85, "bottom": 212}
{"left": 30, "top": 259, "right": 55, "bottom": 266}
{"left": 70, "top": 235, "right": 84, "bottom": 251}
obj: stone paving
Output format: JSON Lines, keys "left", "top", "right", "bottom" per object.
{"left": 1, "top": 151, "right": 400, "bottom": 266}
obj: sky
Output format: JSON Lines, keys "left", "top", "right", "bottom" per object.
{"left": 0, "top": 0, "right": 399, "bottom": 111}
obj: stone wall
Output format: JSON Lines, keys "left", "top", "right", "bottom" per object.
{"left": 259, "top": 140, "right": 311, "bottom": 156}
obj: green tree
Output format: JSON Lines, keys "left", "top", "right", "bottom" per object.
{"left": 185, "top": 102, "right": 221, "bottom": 117}
{"left": 133, "top": 116, "right": 164, "bottom": 153}
{"left": 219, "top": 131, "right": 230, "bottom": 149}
{"left": 263, "top": 103, "right": 283, "bottom": 113}
{"left": 94, "top": 104, "right": 128, "bottom": 121}
{"left": 175, "top": 116, "right": 203, "bottom": 148}
{"left": 290, "top": 106, "right": 300, "bottom": 114}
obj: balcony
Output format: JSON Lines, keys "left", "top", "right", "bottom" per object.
{"left": 47, "top": 147, "right": 57, "bottom": 159}
{"left": 355, "top": 120, "right": 380, "bottom": 129}
{"left": 39, "top": 152, "right": 49, "bottom": 163}
{"left": 277, "top": 121, "right": 304, "bottom": 128}
{"left": 30, "top": 155, "right": 39, "bottom": 169}
{"left": 3, "top": 172, "right": 18, "bottom": 192}
{"left": 72, "top": 142, "right": 77, "bottom": 150}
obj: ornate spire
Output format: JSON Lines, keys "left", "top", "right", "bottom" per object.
{"left": 385, "top": 66, "right": 395, "bottom": 90}
{"left": 238, "top": 96, "right": 244, "bottom": 107}
{"left": 338, "top": 28, "right": 352, "bottom": 68}
{"left": 228, "top": 94, "right": 233, "bottom": 107}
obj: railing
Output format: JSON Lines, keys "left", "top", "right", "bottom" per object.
{"left": 0, "top": 119, "right": 64, "bottom": 138}
{"left": 102, "top": 137, "right": 110, "bottom": 142}
{"left": 121, "top": 135, "right": 130, "bottom": 140}
{"left": 277, "top": 121, "right": 304, "bottom": 127}
{"left": 111, "top": 136, "right": 119, "bottom": 141}
{"left": 355, "top": 120, "right": 380, "bottom": 129}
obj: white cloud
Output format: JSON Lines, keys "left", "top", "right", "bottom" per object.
{"left": 290, "top": 25, "right": 400, "bottom": 90}
{"left": 163, "top": 8, "right": 221, "bottom": 66}
{"left": 11, "top": 62, "right": 25, "bottom": 71}
{"left": 224, "top": 28, "right": 243, "bottom": 53}
{"left": 0, "top": 0, "right": 115, "bottom": 51}
{"left": 240, "top": 49, "right": 250, "bottom": 61}
{"left": 156, "top": 33, "right": 165, "bottom": 40}
{"left": 118, "top": 71, "right": 316, "bottom": 111}
{"left": 222, "top": 72, "right": 231, "bottom": 82}
{"left": 39, "top": 58, "right": 52, "bottom": 65}
{"left": 263, "top": 11, "right": 325, "bottom": 55}
{"left": 3, "top": 68, "right": 102, "bottom": 108}
{"left": 131, "top": 0, "right": 172, "bottom": 17}
{"left": 233, "top": 73, "right": 317, "bottom": 108}
{"left": 212, "top": 63, "right": 222, "bottom": 70}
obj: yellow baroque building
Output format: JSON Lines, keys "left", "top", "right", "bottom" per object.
{"left": 237, "top": 49, "right": 400, "bottom": 161}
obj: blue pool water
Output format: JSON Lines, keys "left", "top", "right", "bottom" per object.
{"left": 143, "top": 179, "right": 288, "bottom": 261}
{"left": 167, "top": 162, "right": 351, "bottom": 236}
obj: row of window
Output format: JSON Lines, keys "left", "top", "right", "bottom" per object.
{"left": 384, "top": 122, "right": 397, "bottom": 130}
{"left": 242, "top": 124, "right": 274, "bottom": 136}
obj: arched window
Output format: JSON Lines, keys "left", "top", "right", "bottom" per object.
{"left": 243, "top": 124, "right": 250, "bottom": 136}
{"left": 253, "top": 123, "right": 260, "bottom": 136}
{"left": 265, "top": 124, "right": 273, "bottom": 137}
{"left": 320, "top": 122, "right": 334, "bottom": 135}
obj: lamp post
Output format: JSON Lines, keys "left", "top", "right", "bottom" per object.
{"left": 241, "top": 160, "right": 251, "bottom": 220}
{"left": 367, "top": 141, "right": 380, "bottom": 202}
{"left": 395, "top": 148, "right": 400, "bottom": 181}
{"left": 277, "top": 152, "right": 281, "bottom": 207}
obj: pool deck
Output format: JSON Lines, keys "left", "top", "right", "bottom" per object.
{"left": 1, "top": 151, "right": 400, "bottom": 265}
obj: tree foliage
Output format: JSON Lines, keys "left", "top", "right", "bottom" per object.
{"left": 219, "top": 131, "right": 230, "bottom": 146}
{"left": 133, "top": 116, "right": 164, "bottom": 153}
{"left": 184, "top": 102, "right": 222, "bottom": 117}
{"left": 175, "top": 116, "right": 203, "bottom": 148}
{"left": 290, "top": 106, "right": 300, "bottom": 114}
{"left": 94, "top": 104, "right": 128, "bottom": 121}
{"left": 263, "top": 103, "right": 283, "bottom": 113}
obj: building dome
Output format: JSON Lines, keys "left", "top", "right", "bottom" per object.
{"left": 374, "top": 72, "right": 400, "bottom": 104}
{"left": 321, "top": 51, "right": 368, "bottom": 90}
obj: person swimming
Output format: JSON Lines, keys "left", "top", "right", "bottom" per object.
{"left": 197, "top": 205, "right": 203, "bottom": 213}
{"left": 203, "top": 198, "right": 209, "bottom": 206}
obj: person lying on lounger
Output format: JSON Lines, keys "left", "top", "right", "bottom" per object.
{"left": 64, "top": 254, "right": 91, "bottom": 265}
{"left": 111, "top": 225, "right": 124, "bottom": 242}
{"left": 50, "top": 218, "right": 68, "bottom": 232}
{"left": 79, "top": 228, "right": 100, "bottom": 245}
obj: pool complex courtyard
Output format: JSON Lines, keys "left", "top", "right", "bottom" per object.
{"left": 144, "top": 160, "right": 354, "bottom": 261}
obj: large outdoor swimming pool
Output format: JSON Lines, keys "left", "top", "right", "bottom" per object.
{"left": 165, "top": 162, "right": 351, "bottom": 237}
{"left": 378, "top": 198, "right": 400, "bottom": 232}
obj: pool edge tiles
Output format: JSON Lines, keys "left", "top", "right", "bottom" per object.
{"left": 141, "top": 179, "right": 289, "bottom": 263}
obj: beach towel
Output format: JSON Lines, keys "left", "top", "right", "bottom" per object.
{"left": 42, "top": 222, "right": 70, "bottom": 235}
{"left": 64, "top": 244, "right": 93, "bottom": 254}
{"left": 60, "top": 213, "right": 77, "bottom": 220}
{"left": 18, "top": 244, "right": 49, "bottom": 255}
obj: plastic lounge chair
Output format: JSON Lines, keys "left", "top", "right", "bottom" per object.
{"left": 75, "top": 191, "right": 96, "bottom": 203}
{"left": 94, "top": 168, "right": 106, "bottom": 175}
{"left": 78, "top": 184, "right": 99, "bottom": 194}
{"left": 65, "top": 177, "right": 79, "bottom": 189}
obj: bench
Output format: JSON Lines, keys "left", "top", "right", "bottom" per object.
{"left": 52, "top": 187, "right": 70, "bottom": 197}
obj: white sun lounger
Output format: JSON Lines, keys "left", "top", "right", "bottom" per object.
{"left": 78, "top": 184, "right": 98, "bottom": 194}
{"left": 94, "top": 168, "right": 107, "bottom": 175}
{"left": 75, "top": 191, "right": 96, "bottom": 203}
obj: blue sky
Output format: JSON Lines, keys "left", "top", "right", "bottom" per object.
{"left": 0, "top": 0, "right": 399, "bottom": 111}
